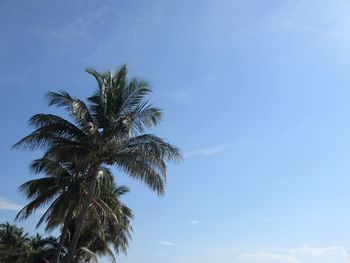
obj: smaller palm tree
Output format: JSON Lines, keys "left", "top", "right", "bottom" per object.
{"left": 0, "top": 222, "right": 57, "bottom": 263}
{"left": 16, "top": 158, "right": 134, "bottom": 262}
{"left": 51, "top": 170, "right": 133, "bottom": 263}
{"left": 27, "top": 233, "right": 57, "bottom": 263}
{"left": 0, "top": 222, "right": 30, "bottom": 262}
{"left": 72, "top": 169, "right": 133, "bottom": 263}
{"left": 16, "top": 157, "right": 86, "bottom": 263}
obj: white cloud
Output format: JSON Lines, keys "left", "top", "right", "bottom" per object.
{"left": 159, "top": 241, "right": 175, "bottom": 246}
{"left": 190, "top": 220, "right": 200, "bottom": 225}
{"left": 0, "top": 197, "right": 23, "bottom": 211}
{"left": 267, "top": 0, "right": 350, "bottom": 40}
{"left": 237, "top": 246, "right": 350, "bottom": 263}
{"left": 238, "top": 252, "right": 301, "bottom": 263}
{"left": 290, "top": 246, "right": 350, "bottom": 263}
{"left": 168, "top": 246, "right": 350, "bottom": 263}
{"left": 184, "top": 146, "right": 225, "bottom": 158}
{"left": 35, "top": 3, "right": 119, "bottom": 57}
{"left": 51, "top": 6, "right": 110, "bottom": 42}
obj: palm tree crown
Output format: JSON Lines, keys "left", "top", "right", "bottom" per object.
{"left": 14, "top": 65, "right": 181, "bottom": 194}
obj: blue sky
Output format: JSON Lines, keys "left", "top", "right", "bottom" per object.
{"left": 2, "top": 0, "right": 350, "bottom": 262}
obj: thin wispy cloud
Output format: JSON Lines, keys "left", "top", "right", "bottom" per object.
{"left": 170, "top": 245, "right": 350, "bottom": 263}
{"left": 161, "top": 89, "right": 192, "bottom": 103}
{"left": 159, "top": 241, "right": 175, "bottom": 246}
{"left": 190, "top": 220, "right": 200, "bottom": 225}
{"left": 238, "top": 252, "right": 299, "bottom": 263}
{"left": 237, "top": 246, "right": 350, "bottom": 263}
{"left": 184, "top": 145, "right": 226, "bottom": 158}
{"left": 267, "top": 0, "right": 350, "bottom": 41}
{"left": 247, "top": 217, "right": 281, "bottom": 223}
{"left": 285, "top": 23, "right": 350, "bottom": 40}
{"left": 35, "top": 3, "right": 118, "bottom": 57}
{"left": 0, "top": 197, "right": 23, "bottom": 211}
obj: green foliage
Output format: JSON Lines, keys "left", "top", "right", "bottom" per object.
{"left": 17, "top": 158, "right": 133, "bottom": 262}
{"left": 13, "top": 64, "right": 182, "bottom": 263}
{"left": 0, "top": 222, "right": 56, "bottom": 263}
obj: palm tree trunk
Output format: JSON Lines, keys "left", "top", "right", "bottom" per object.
{"left": 62, "top": 166, "right": 99, "bottom": 263}
{"left": 53, "top": 201, "right": 74, "bottom": 263}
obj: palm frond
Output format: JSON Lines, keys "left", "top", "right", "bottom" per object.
{"left": 30, "top": 158, "right": 71, "bottom": 177}
{"left": 44, "top": 192, "right": 80, "bottom": 231}
{"left": 28, "top": 114, "right": 85, "bottom": 138}
{"left": 15, "top": 189, "right": 60, "bottom": 222}
{"left": 76, "top": 246, "right": 98, "bottom": 263}
{"left": 131, "top": 102, "right": 162, "bottom": 133}
{"left": 115, "top": 157, "right": 166, "bottom": 195}
{"left": 115, "top": 185, "right": 129, "bottom": 196}
{"left": 118, "top": 134, "right": 182, "bottom": 162}
{"left": 91, "top": 199, "right": 119, "bottom": 225}
{"left": 46, "top": 91, "right": 96, "bottom": 135}
{"left": 119, "top": 78, "right": 151, "bottom": 115}
{"left": 18, "top": 177, "right": 67, "bottom": 199}
{"left": 43, "top": 141, "right": 91, "bottom": 165}
{"left": 100, "top": 246, "right": 117, "bottom": 263}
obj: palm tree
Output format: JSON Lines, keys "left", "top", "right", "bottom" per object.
{"left": 89, "top": 169, "right": 132, "bottom": 261}
{"left": 0, "top": 222, "right": 30, "bottom": 262}
{"left": 68, "top": 171, "right": 133, "bottom": 263}
{"left": 0, "top": 222, "right": 56, "bottom": 263}
{"left": 27, "top": 233, "right": 57, "bottom": 263}
{"left": 16, "top": 157, "right": 86, "bottom": 263}
{"left": 16, "top": 159, "right": 133, "bottom": 263}
{"left": 14, "top": 65, "right": 181, "bottom": 263}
